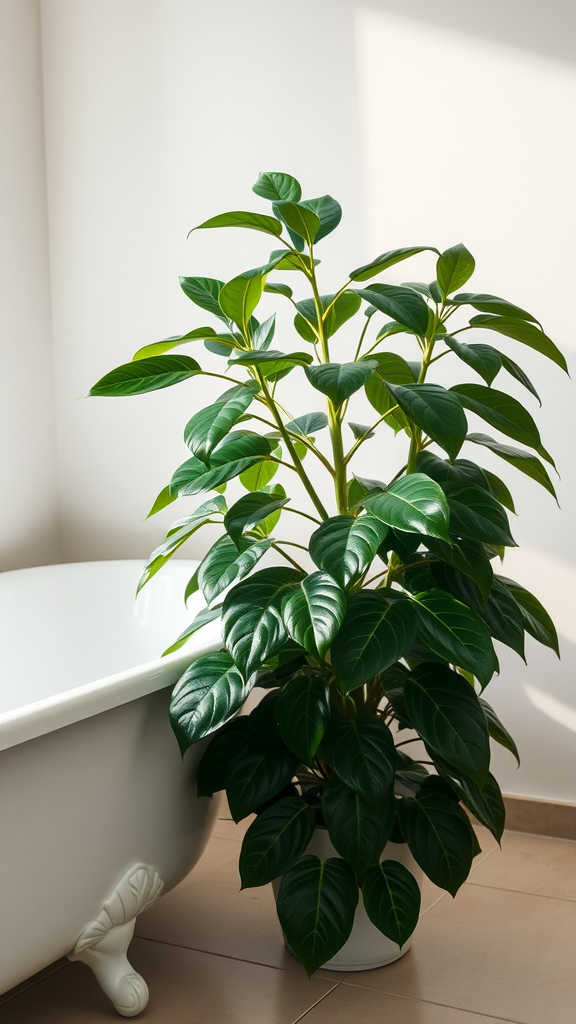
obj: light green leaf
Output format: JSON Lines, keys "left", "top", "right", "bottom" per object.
{"left": 272, "top": 201, "right": 320, "bottom": 249}
{"left": 162, "top": 603, "right": 222, "bottom": 656}
{"left": 350, "top": 246, "right": 440, "bottom": 283}
{"left": 88, "top": 355, "right": 201, "bottom": 397}
{"left": 253, "top": 171, "right": 302, "bottom": 202}
{"left": 183, "top": 382, "right": 260, "bottom": 463}
{"left": 219, "top": 268, "right": 267, "bottom": 333}
{"left": 305, "top": 361, "right": 377, "bottom": 407}
{"left": 264, "top": 281, "right": 293, "bottom": 298}
{"left": 298, "top": 194, "right": 342, "bottom": 242}
{"left": 137, "top": 495, "right": 226, "bottom": 593}
{"left": 281, "top": 572, "right": 347, "bottom": 659}
{"left": 363, "top": 351, "right": 415, "bottom": 433}
{"left": 191, "top": 210, "right": 283, "bottom": 236}
{"left": 361, "top": 474, "right": 451, "bottom": 542}
{"left": 309, "top": 514, "right": 388, "bottom": 588}
{"left": 169, "top": 651, "right": 249, "bottom": 754}
{"left": 252, "top": 314, "right": 276, "bottom": 350}
{"left": 436, "top": 243, "right": 475, "bottom": 298}
{"left": 467, "top": 315, "right": 567, "bottom": 372}
{"left": 132, "top": 326, "right": 219, "bottom": 360}
{"left": 145, "top": 484, "right": 177, "bottom": 518}
{"left": 228, "top": 349, "right": 312, "bottom": 369}
{"left": 239, "top": 453, "right": 280, "bottom": 491}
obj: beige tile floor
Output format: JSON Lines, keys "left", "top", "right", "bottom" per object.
{"left": 1, "top": 816, "right": 575, "bottom": 1023}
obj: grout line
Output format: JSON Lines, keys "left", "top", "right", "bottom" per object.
{"left": 504, "top": 828, "right": 576, "bottom": 844}
{"left": 136, "top": 933, "right": 321, "bottom": 978}
{"left": 291, "top": 981, "right": 344, "bottom": 1023}
{"left": 463, "top": 879, "right": 576, "bottom": 903}
{"left": 340, "top": 984, "right": 528, "bottom": 1024}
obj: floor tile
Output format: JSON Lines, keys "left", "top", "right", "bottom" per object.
{"left": 0, "top": 959, "right": 68, "bottom": 1007}
{"left": 343, "top": 883, "right": 576, "bottom": 1024}
{"left": 299, "top": 984, "right": 512, "bottom": 1023}
{"left": 468, "top": 831, "right": 576, "bottom": 901}
{"left": 0, "top": 938, "right": 337, "bottom": 1024}
{"left": 211, "top": 812, "right": 254, "bottom": 841}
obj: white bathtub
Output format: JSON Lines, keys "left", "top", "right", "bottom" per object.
{"left": 0, "top": 560, "right": 222, "bottom": 1016}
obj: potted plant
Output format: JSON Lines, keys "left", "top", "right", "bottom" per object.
{"left": 89, "top": 170, "right": 564, "bottom": 976}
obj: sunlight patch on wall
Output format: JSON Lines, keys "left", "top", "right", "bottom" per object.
{"left": 524, "top": 682, "right": 576, "bottom": 735}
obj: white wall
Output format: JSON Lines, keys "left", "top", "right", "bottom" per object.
{"left": 8, "top": 0, "right": 576, "bottom": 801}
{"left": 0, "top": 0, "right": 61, "bottom": 569}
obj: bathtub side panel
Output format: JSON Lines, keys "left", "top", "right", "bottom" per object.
{"left": 0, "top": 689, "right": 216, "bottom": 995}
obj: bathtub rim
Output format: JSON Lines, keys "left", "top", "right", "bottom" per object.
{"left": 0, "top": 559, "right": 222, "bottom": 753}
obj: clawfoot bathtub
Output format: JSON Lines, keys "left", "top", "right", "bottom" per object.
{"left": 0, "top": 560, "right": 221, "bottom": 1017}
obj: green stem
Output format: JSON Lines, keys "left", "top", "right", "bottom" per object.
{"left": 283, "top": 506, "right": 323, "bottom": 526}
{"left": 271, "top": 542, "right": 306, "bottom": 573}
{"left": 343, "top": 405, "right": 400, "bottom": 465}
{"left": 353, "top": 314, "right": 374, "bottom": 361}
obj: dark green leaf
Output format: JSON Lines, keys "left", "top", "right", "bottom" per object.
{"left": 252, "top": 314, "right": 276, "bottom": 351}
{"left": 229, "top": 348, "right": 312, "bottom": 370}
{"left": 363, "top": 351, "right": 415, "bottom": 432}
{"left": 436, "top": 243, "right": 475, "bottom": 298}
{"left": 442, "top": 336, "right": 502, "bottom": 385}
{"left": 286, "top": 412, "right": 328, "bottom": 436}
{"left": 272, "top": 201, "right": 320, "bottom": 249}
{"left": 198, "top": 535, "right": 271, "bottom": 605}
{"left": 137, "top": 495, "right": 226, "bottom": 592}
{"left": 226, "top": 738, "right": 299, "bottom": 821}
{"left": 355, "top": 284, "right": 429, "bottom": 335}
{"left": 416, "top": 450, "right": 486, "bottom": 489}
{"left": 222, "top": 567, "right": 302, "bottom": 678}
{"left": 384, "top": 382, "right": 468, "bottom": 461}
{"left": 497, "top": 576, "right": 560, "bottom": 657}
{"left": 451, "top": 383, "right": 554, "bottom": 465}
{"left": 239, "top": 796, "right": 315, "bottom": 888}
{"left": 264, "top": 281, "right": 293, "bottom": 298}
{"left": 405, "top": 785, "right": 475, "bottom": 895}
{"left": 169, "top": 650, "right": 249, "bottom": 754}
{"left": 480, "top": 698, "right": 520, "bottom": 766}
{"left": 132, "top": 326, "right": 218, "bottom": 360}
{"left": 350, "top": 246, "right": 439, "bottom": 283}
{"left": 88, "top": 355, "right": 201, "bottom": 397}
{"left": 424, "top": 536, "right": 493, "bottom": 603}
{"left": 445, "top": 484, "right": 517, "bottom": 547}
{"left": 196, "top": 718, "right": 248, "bottom": 797}
{"left": 362, "top": 860, "right": 421, "bottom": 947}
{"left": 294, "top": 291, "right": 362, "bottom": 343}
{"left": 322, "top": 714, "right": 396, "bottom": 807}
{"left": 282, "top": 572, "right": 347, "bottom": 659}
{"left": 349, "top": 421, "right": 375, "bottom": 440}
{"left": 330, "top": 592, "right": 417, "bottom": 692}
{"left": 253, "top": 171, "right": 302, "bottom": 202}
{"left": 482, "top": 468, "right": 516, "bottom": 513}
{"left": 277, "top": 672, "right": 331, "bottom": 763}
{"left": 305, "top": 361, "right": 377, "bottom": 407}
{"left": 183, "top": 382, "right": 260, "bottom": 463}
{"left": 170, "top": 432, "right": 274, "bottom": 496}
{"left": 224, "top": 489, "right": 289, "bottom": 545}
{"left": 250, "top": 482, "right": 287, "bottom": 537}
{"left": 323, "top": 779, "right": 394, "bottom": 876}
{"left": 299, "top": 194, "right": 342, "bottom": 242}
{"left": 466, "top": 433, "right": 557, "bottom": 500}
{"left": 179, "top": 276, "right": 226, "bottom": 320}
{"left": 309, "top": 514, "right": 387, "bottom": 588}
{"left": 276, "top": 856, "right": 358, "bottom": 975}
{"left": 467, "top": 315, "right": 567, "bottom": 372}
{"left": 362, "top": 474, "right": 451, "bottom": 542}
{"left": 192, "top": 210, "right": 283, "bottom": 237}
{"left": 436, "top": 762, "right": 506, "bottom": 843}
{"left": 408, "top": 588, "right": 497, "bottom": 688}
{"left": 431, "top": 564, "right": 526, "bottom": 659}
{"left": 403, "top": 662, "right": 490, "bottom": 785}
{"left": 452, "top": 292, "right": 538, "bottom": 323}
{"left": 500, "top": 353, "right": 542, "bottom": 404}
{"left": 162, "top": 603, "right": 222, "bottom": 656}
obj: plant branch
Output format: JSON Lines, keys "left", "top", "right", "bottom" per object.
{"left": 343, "top": 405, "right": 400, "bottom": 464}
{"left": 283, "top": 506, "right": 323, "bottom": 526}
{"left": 271, "top": 541, "right": 306, "bottom": 573}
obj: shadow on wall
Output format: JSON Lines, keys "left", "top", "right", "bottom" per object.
{"left": 359, "top": 0, "right": 576, "bottom": 64}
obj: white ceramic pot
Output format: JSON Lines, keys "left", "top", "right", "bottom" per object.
{"left": 273, "top": 827, "right": 423, "bottom": 972}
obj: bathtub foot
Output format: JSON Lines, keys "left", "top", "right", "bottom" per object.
{"left": 68, "top": 863, "right": 164, "bottom": 1017}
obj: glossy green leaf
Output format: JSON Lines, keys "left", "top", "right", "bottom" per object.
{"left": 268, "top": 249, "right": 319, "bottom": 272}
{"left": 197, "top": 535, "right": 271, "bottom": 605}
{"left": 219, "top": 269, "right": 267, "bottom": 333}
{"left": 445, "top": 484, "right": 517, "bottom": 547}
{"left": 252, "top": 314, "right": 276, "bottom": 351}
{"left": 384, "top": 382, "right": 468, "bottom": 461}
{"left": 226, "top": 738, "right": 299, "bottom": 821}
{"left": 442, "top": 336, "right": 502, "bottom": 385}
{"left": 272, "top": 201, "right": 320, "bottom": 249}
{"left": 480, "top": 698, "right": 520, "bottom": 766}
{"left": 294, "top": 291, "right": 362, "bottom": 343}
{"left": 362, "top": 474, "right": 451, "bottom": 542}
{"left": 403, "top": 662, "right": 490, "bottom": 785}
{"left": 183, "top": 382, "right": 260, "bottom": 463}
{"left": 169, "top": 651, "right": 249, "bottom": 754}
{"left": 497, "top": 576, "right": 560, "bottom": 656}
{"left": 224, "top": 490, "right": 289, "bottom": 545}
{"left": 299, "top": 194, "right": 342, "bottom": 242}
{"left": 363, "top": 351, "right": 415, "bottom": 432}
{"left": 196, "top": 718, "right": 248, "bottom": 797}
{"left": 285, "top": 412, "right": 328, "bottom": 436}
{"left": 137, "top": 495, "right": 226, "bottom": 593}
{"left": 281, "top": 572, "right": 347, "bottom": 660}
{"left": 350, "top": 246, "right": 439, "bottom": 283}
{"left": 162, "top": 603, "right": 222, "bottom": 656}
{"left": 228, "top": 348, "right": 312, "bottom": 369}
{"left": 239, "top": 454, "right": 279, "bottom": 491}
{"left": 222, "top": 567, "right": 302, "bottom": 678}
{"left": 253, "top": 171, "right": 302, "bottom": 202}
{"left": 452, "top": 292, "right": 538, "bottom": 323}
{"left": 145, "top": 484, "right": 177, "bottom": 518}
{"left": 362, "top": 860, "right": 421, "bottom": 946}
{"left": 322, "top": 714, "right": 396, "bottom": 807}
{"left": 305, "top": 361, "right": 377, "bottom": 407}
{"left": 409, "top": 588, "right": 497, "bottom": 687}
{"left": 466, "top": 433, "right": 557, "bottom": 500}
{"left": 239, "top": 796, "right": 315, "bottom": 888}
{"left": 264, "top": 281, "right": 293, "bottom": 298}
{"left": 436, "top": 243, "right": 475, "bottom": 298}
{"left": 436, "top": 762, "right": 506, "bottom": 843}
{"left": 89, "top": 355, "right": 201, "bottom": 397}
{"left": 423, "top": 536, "right": 493, "bottom": 603}
{"left": 204, "top": 336, "right": 239, "bottom": 357}
{"left": 405, "top": 785, "right": 475, "bottom": 895}
{"left": 309, "top": 514, "right": 387, "bottom": 588}
{"left": 323, "top": 778, "right": 394, "bottom": 876}
{"left": 132, "top": 326, "right": 219, "bottom": 360}
{"left": 192, "top": 210, "right": 283, "bottom": 237}
{"left": 179, "top": 276, "right": 226, "bottom": 320}
{"left": 276, "top": 672, "right": 331, "bottom": 763}
{"left": 431, "top": 564, "right": 526, "bottom": 659}
{"left": 250, "top": 482, "right": 287, "bottom": 537}
{"left": 481, "top": 468, "right": 516, "bottom": 513}
{"left": 355, "top": 283, "right": 429, "bottom": 335}
{"left": 451, "top": 383, "right": 554, "bottom": 464}
{"left": 349, "top": 421, "right": 375, "bottom": 440}
{"left": 170, "top": 432, "right": 274, "bottom": 496}
{"left": 330, "top": 592, "right": 417, "bottom": 692}
{"left": 467, "top": 315, "right": 567, "bottom": 372}
{"left": 499, "top": 353, "right": 542, "bottom": 404}
{"left": 276, "top": 856, "right": 358, "bottom": 976}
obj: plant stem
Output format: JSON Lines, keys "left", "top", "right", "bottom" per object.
{"left": 343, "top": 405, "right": 400, "bottom": 465}
{"left": 271, "top": 542, "right": 306, "bottom": 573}
{"left": 353, "top": 313, "right": 373, "bottom": 361}
{"left": 283, "top": 507, "right": 323, "bottom": 526}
